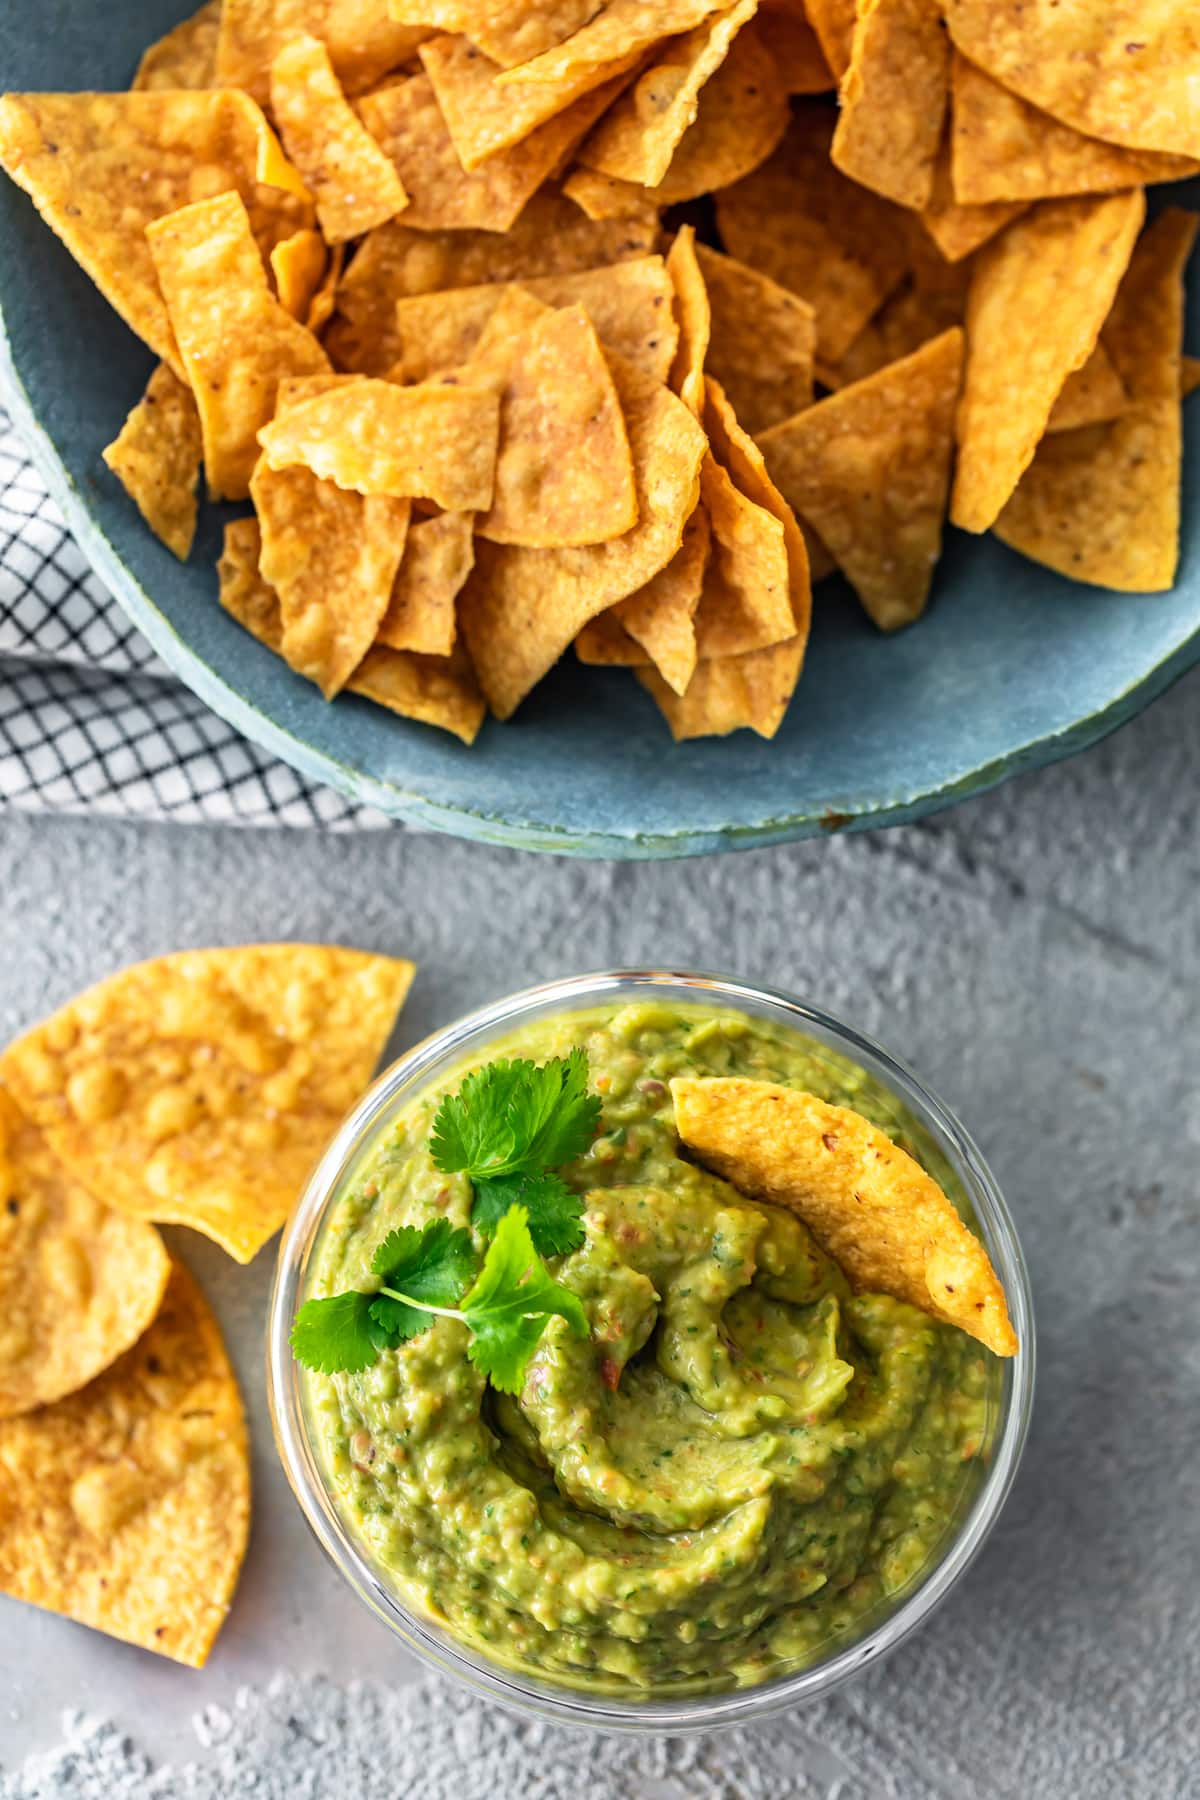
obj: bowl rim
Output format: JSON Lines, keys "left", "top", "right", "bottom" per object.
{"left": 266, "top": 968, "right": 1037, "bottom": 1733}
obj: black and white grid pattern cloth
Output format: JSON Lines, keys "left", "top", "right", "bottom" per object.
{"left": 0, "top": 404, "right": 390, "bottom": 828}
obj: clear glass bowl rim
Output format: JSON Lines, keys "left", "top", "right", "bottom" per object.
{"left": 267, "top": 968, "right": 1036, "bottom": 1735}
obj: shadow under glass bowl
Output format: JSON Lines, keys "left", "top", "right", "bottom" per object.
{"left": 267, "top": 969, "right": 1036, "bottom": 1733}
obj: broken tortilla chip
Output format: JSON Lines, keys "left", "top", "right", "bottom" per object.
{"left": 0, "top": 945, "right": 415, "bottom": 1264}
{"left": 1045, "top": 340, "right": 1126, "bottom": 434}
{"left": 460, "top": 354, "right": 707, "bottom": 717}
{"left": 102, "top": 362, "right": 203, "bottom": 560}
{"left": 653, "top": 19, "right": 791, "bottom": 204}
{"left": 133, "top": 0, "right": 222, "bottom": 90}
{"left": 271, "top": 35, "right": 408, "bottom": 242}
{"left": 670, "top": 1076, "right": 1018, "bottom": 1356}
{"left": 666, "top": 224, "right": 710, "bottom": 417}
{"left": 0, "top": 1261, "right": 250, "bottom": 1666}
{"left": 942, "top": 0, "right": 1200, "bottom": 160}
{"left": 951, "top": 189, "right": 1144, "bottom": 533}
{"left": 377, "top": 510, "right": 474, "bottom": 654}
{"left": 994, "top": 209, "right": 1197, "bottom": 591}
{"left": 759, "top": 327, "right": 963, "bottom": 630}
{"left": 146, "top": 190, "right": 331, "bottom": 501}
{"left": 694, "top": 243, "right": 815, "bottom": 434}
{"left": 0, "top": 1083, "right": 171, "bottom": 1419}
{"left": 832, "top": 0, "right": 950, "bottom": 211}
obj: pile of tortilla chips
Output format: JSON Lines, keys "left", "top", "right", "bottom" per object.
{"left": 0, "top": 2, "right": 1196, "bottom": 744}
{"left": 0, "top": 942, "right": 413, "bottom": 1667}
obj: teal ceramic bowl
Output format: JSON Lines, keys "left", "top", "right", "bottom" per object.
{"left": 3, "top": 1, "right": 1198, "bottom": 858}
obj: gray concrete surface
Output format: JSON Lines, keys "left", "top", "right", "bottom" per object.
{"left": 2, "top": 667, "right": 1199, "bottom": 1798}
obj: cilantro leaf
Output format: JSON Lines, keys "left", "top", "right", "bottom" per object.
{"left": 369, "top": 1219, "right": 475, "bottom": 1340}
{"left": 473, "top": 1171, "right": 585, "bottom": 1257}
{"left": 429, "top": 1060, "right": 529, "bottom": 1175}
{"left": 290, "top": 1290, "right": 381, "bottom": 1374}
{"left": 507, "top": 1047, "right": 601, "bottom": 1173}
{"left": 461, "top": 1206, "right": 588, "bottom": 1394}
{"left": 430, "top": 1051, "right": 600, "bottom": 1184}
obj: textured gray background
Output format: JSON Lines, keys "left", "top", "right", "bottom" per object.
{"left": 2, "top": 669, "right": 1199, "bottom": 1798}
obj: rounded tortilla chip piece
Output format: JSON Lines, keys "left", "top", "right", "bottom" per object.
{"left": 0, "top": 1260, "right": 250, "bottom": 1667}
{"left": 0, "top": 946, "right": 416, "bottom": 1264}
{"left": 670, "top": 1076, "right": 1017, "bottom": 1356}
{"left": 0, "top": 1083, "right": 171, "bottom": 1419}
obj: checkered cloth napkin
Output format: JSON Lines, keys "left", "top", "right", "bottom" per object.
{"left": 0, "top": 404, "right": 389, "bottom": 828}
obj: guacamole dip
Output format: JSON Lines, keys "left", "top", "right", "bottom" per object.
{"left": 303, "top": 1002, "right": 998, "bottom": 1696}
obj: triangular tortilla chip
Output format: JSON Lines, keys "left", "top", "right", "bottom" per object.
{"left": 377, "top": 510, "right": 474, "bottom": 655}
{"left": 994, "top": 209, "right": 1197, "bottom": 591}
{"left": 652, "top": 19, "right": 790, "bottom": 203}
{"left": 666, "top": 225, "right": 710, "bottom": 418}
{"left": 943, "top": 0, "right": 1200, "bottom": 159}
{"left": 271, "top": 35, "right": 408, "bottom": 242}
{"left": 951, "top": 189, "right": 1144, "bottom": 532}
{"left": 0, "top": 90, "right": 309, "bottom": 380}
{"left": 694, "top": 243, "right": 815, "bottom": 434}
{"left": 217, "top": 0, "right": 430, "bottom": 103}
{"left": 1045, "top": 340, "right": 1126, "bottom": 435}
{"left": 133, "top": 0, "right": 222, "bottom": 90}
{"left": 670, "top": 1076, "right": 1017, "bottom": 1356}
{"left": 460, "top": 354, "right": 707, "bottom": 717}
{"left": 948, "top": 52, "right": 1200, "bottom": 206}
{"left": 146, "top": 191, "right": 330, "bottom": 500}
{"left": 919, "top": 138, "right": 1027, "bottom": 261}
{"left": 0, "top": 1262, "right": 250, "bottom": 1665}
{"left": 0, "top": 945, "right": 415, "bottom": 1263}
{"left": 759, "top": 328, "right": 963, "bottom": 629}
{"left": 102, "top": 363, "right": 203, "bottom": 561}
{"left": 760, "top": 0, "right": 835, "bottom": 94}
{"left": 0, "top": 1083, "right": 171, "bottom": 1419}
{"left": 832, "top": 0, "right": 951, "bottom": 210}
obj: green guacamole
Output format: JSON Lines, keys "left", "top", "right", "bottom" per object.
{"left": 303, "top": 1002, "right": 999, "bottom": 1696}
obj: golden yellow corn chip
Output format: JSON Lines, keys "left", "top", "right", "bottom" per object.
{"left": 1045, "top": 340, "right": 1126, "bottom": 435}
{"left": 421, "top": 32, "right": 640, "bottom": 170}
{"left": 217, "top": 0, "right": 430, "bottom": 104}
{"left": 919, "top": 141, "right": 1027, "bottom": 261}
{"left": 715, "top": 107, "right": 910, "bottom": 360}
{"left": 612, "top": 503, "right": 711, "bottom": 692}
{"left": 803, "top": 0, "right": 856, "bottom": 77}
{"left": 579, "top": 0, "right": 757, "bottom": 188}
{"left": 666, "top": 224, "right": 710, "bottom": 417}
{"left": 832, "top": 0, "right": 950, "bottom": 210}
{"left": 133, "top": 0, "right": 222, "bottom": 90}
{"left": 270, "top": 228, "right": 329, "bottom": 323}
{"left": 0, "top": 1262, "right": 251, "bottom": 1666}
{"left": 146, "top": 191, "right": 330, "bottom": 501}
{"left": 498, "top": 0, "right": 729, "bottom": 86}
{"left": 102, "top": 363, "right": 203, "bottom": 561}
{"left": 460, "top": 354, "right": 707, "bottom": 716}
{"left": 948, "top": 53, "right": 1200, "bottom": 207}
{"left": 574, "top": 608, "right": 648, "bottom": 668}
{"left": 377, "top": 510, "right": 474, "bottom": 654}
{"left": 324, "top": 185, "right": 659, "bottom": 371}
{"left": 994, "top": 210, "right": 1197, "bottom": 591}
{"left": 760, "top": 0, "right": 835, "bottom": 94}
{"left": 1183, "top": 355, "right": 1200, "bottom": 400}
{"left": 257, "top": 376, "right": 499, "bottom": 509}
{"left": 0, "top": 1083, "right": 171, "bottom": 1419}
{"left": 562, "top": 167, "right": 663, "bottom": 224}
{"left": 0, "top": 89, "right": 309, "bottom": 380}
{"left": 820, "top": 254, "right": 969, "bottom": 390}
{"left": 388, "top": 0, "right": 597, "bottom": 69}
{"left": 653, "top": 19, "right": 790, "bottom": 203}
{"left": 943, "top": 0, "right": 1200, "bottom": 159}
{"left": 951, "top": 190, "right": 1144, "bottom": 532}
{"left": 307, "top": 242, "right": 346, "bottom": 333}
{"left": 760, "top": 327, "right": 963, "bottom": 629}
{"left": 271, "top": 35, "right": 408, "bottom": 243}
{"left": 694, "top": 242, "right": 815, "bottom": 433}
{"left": 671, "top": 1076, "right": 1017, "bottom": 1356}
{"left": 693, "top": 453, "right": 793, "bottom": 658}
{"left": 1, "top": 944, "right": 415, "bottom": 1264}
{"left": 220, "top": 519, "right": 486, "bottom": 739}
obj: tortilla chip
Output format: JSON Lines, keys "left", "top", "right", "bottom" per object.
{"left": 819, "top": 249, "right": 969, "bottom": 390}
{"left": 919, "top": 140, "right": 1027, "bottom": 261}
{"left": 0, "top": 1083, "right": 171, "bottom": 1420}
{"left": 133, "top": 0, "right": 222, "bottom": 90}
{"left": 760, "top": 327, "right": 962, "bottom": 629}
{"left": 575, "top": 608, "right": 648, "bottom": 668}
{"left": 803, "top": 0, "right": 856, "bottom": 77}
{"left": 1, "top": 945, "right": 415, "bottom": 1264}
{"left": 270, "top": 228, "right": 329, "bottom": 323}
{"left": 496, "top": 0, "right": 728, "bottom": 87}
{"left": 460, "top": 354, "right": 707, "bottom": 716}
{"left": 323, "top": 185, "right": 659, "bottom": 371}
{"left": 221, "top": 518, "right": 486, "bottom": 738}
{"left": 377, "top": 510, "right": 474, "bottom": 654}
{"left": 694, "top": 243, "right": 815, "bottom": 433}
{"left": 358, "top": 69, "right": 600, "bottom": 233}
{"left": 760, "top": 0, "right": 835, "bottom": 94}
{"left": 217, "top": 0, "right": 430, "bottom": 104}
{"left": 666, "top": 225, "right": 710, "bottom": 417}
{"left": 942, "top": 0, "right": 1200, "bottom": 160}
{"left": 612, "top": 503, "right": 711, "bottom": 692}
{"left": 307, "top": 243, "right": 346, "bottom": 334}
{"left": 1183, "top": 355, "right": 1200, "bottom": 400}
{"left": 670, "top": 1077, "right": 1017, "bottom": 1356}
{"left": 102, "top": 363, "right": 203, "bottom": 561}
{"left": 714, "top": 107, "right": 910, "bottom": 361}
{"left": 579, "top": 0, "right": 757, "bottom": 188}
{"left": 948, "top": 52, "right": 1200, "bottom": 207}
{"left": 146, "top": 191, "right": 330, "bottom": 501}
{"left": 562, "top": 168, "right": 663, "bottom": 224}
{"left": 994, "top": 209, "right": 1197, "bottom": 591}
{"left": 951, "top": 190, "right": 1144, "bottom": 533}
{"left": 420, "top": 32, "right": 641, "bottom": 170}
{"left": 387, "top": 0, "right": 598, "bottom": 69}
{"left": 0, "top": 1261, "right": 251, "bottom": 1666}
{"left": 270, "top": 35, "right": 408, "bottom": 243}
{"left": 693, "top": 453, "right": 793, "bottom": 658}
{"left": 832, "top": 0, "right": 950, "bottom": 211}
{"left": 652, "top": 18, "right": 791, "bottom": 203}
{"left": 1045, "top": 340, "right": 1126, "bottom": 435}
{"left": 0, "top": 90, "right": 309, "bottom": 381}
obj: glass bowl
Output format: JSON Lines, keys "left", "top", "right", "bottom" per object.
{"left": 267, "top": 970, "right": 1035, "bottom": 1733}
